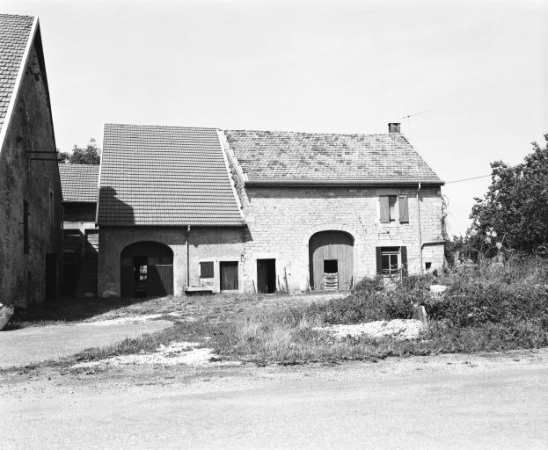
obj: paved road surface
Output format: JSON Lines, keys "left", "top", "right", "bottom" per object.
{"left": 0, "top": 320, "right": 172, "bottom": 368}
{"left": 2, "top": 352, "right": 547, "bottom": 449}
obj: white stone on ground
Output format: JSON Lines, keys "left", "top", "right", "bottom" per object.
{"left": 71, "top": 342, "right": 221, "bottom": 369}
{"left": 315, "top": 319, "right": 426, "bottom": 341}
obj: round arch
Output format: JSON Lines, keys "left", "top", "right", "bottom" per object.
{"left": 120, "top": 241, "right": 173, "bottom": 298}
{"left": 309, "top": 230, "right": 354, "bottom": 291}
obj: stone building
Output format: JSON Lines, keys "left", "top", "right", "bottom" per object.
{"left": 96, "top": 122, "right": 444, "bottom": 297}
{"left": 58, "top": 164, "right": 99, "bottom": 297}
{"left": 0, "top": 15, "right": 62, "bottom": 307}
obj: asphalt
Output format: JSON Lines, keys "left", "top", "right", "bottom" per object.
{"left": 0, "top": 320, "right": 173, "bottom": 368}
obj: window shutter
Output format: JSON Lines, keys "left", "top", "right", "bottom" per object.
{"left": 399, "top": 196, "right": 409, "bottom": 223}
{"left": 379, "top": 196, "right": 390, "bottom": 223}
{"left": 200, "top": 262, "right": 214, "bottom": 278}
{"left": 400, "top": 246, "right": 408, "bottom": 277}
{"left": 376, "top": 247, "right": 383, "bottom": 274}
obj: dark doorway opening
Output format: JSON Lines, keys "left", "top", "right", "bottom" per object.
{"left": 45, "top": 253, "right": 57, "bottom": 301}
{"left": 257, "top": 259, "right": 276, "bottom": 293}
{"left": 324, "top": 259, "right": 338, "bottom": 274}
{"left": 220, "top": 261, "right": 239, "bottom": 291}
{"left": 120, "top": 242, "right": 173, "bottom": 298}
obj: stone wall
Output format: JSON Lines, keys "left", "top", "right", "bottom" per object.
{"left": 0, "top": 41, "right": 62, "bottom": 307}
{"left": 238, "top": 186, "right": 445, "bottom": 292}
{"left": 98, "top": 226, "right": 248, "bottom": 297}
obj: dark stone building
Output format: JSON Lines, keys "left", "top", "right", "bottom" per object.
{"left": 0, "top": 15, "right": 62, "bottom": 307}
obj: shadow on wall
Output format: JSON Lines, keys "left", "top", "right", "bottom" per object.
{"left": 99, "top": 186, "right": 135, "bottom": 225}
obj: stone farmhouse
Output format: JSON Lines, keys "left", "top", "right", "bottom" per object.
{"left": 0, "top": 15, "right": 62, "bottom": 307}
{"left": 96, "top": 123, "right": 444, "bottom": 298}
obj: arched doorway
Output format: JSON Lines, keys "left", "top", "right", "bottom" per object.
{"left": 309, "top": 231, "right": 354, "bottom": 290}
{"left": 120, "top": 241, "right": 173, "bottom": 298}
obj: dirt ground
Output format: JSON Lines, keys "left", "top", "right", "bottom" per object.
{"left": 2, "top": 349, "right": 547, "bottom": 449}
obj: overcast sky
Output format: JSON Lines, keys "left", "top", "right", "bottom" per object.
{"left": 5, "top": 0, "right": 548, "bottom": 235}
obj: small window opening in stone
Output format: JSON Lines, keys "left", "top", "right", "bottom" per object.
{"left": 425, "top": 262, "right": 432, "bottom": 270}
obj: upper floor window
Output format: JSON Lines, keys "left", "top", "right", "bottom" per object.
{"left": 380, "top": 195, "right": 409, "bottom": 224}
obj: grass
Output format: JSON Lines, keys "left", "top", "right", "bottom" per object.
{"left": 6, "top": 256, "right": 547, "bottom": 368}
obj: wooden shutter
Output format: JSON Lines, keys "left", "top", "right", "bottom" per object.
{"left": 398, "top": 196, "right": 409, "bottom": 223}
{"left": 400, "top": 246, "right": 408, "bottom": 277}
{"left": 376, "top": 247, "right": 383, "bottom": 274}
{"left": 379, "top": 196, "right": 390, "bottom": 223}
{"left": 200, "top": 261, "right": 214, "bottom": 278}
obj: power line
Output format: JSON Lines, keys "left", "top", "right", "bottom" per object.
{"left": 445, "top": 174, "right": 491, "bottom": 184}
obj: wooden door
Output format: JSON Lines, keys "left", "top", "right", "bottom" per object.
{"left": 220, "top": 261, "right": 239, "bottom": 291}
{"left": 309, "top": 231, "right": 354, "bottom": 290}
{"left": 147, "top": 263, "right": 173, "bottom": 297}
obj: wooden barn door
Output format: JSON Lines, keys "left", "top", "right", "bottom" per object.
{"left": 220, "top": 261, "right": 239, "bottom": 291}
{"left": 309, "top": 231, "right": 354, "bottom": 290}
{"left": 148, "top": 257, "right": 174, "bottom": 297}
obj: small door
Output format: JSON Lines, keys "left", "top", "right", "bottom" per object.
{"left": 45, "top": 253, "right": 57, "bottom": 301}
{"left": 220, "top": 261, "right": 239, "bottom": 291}
{"left": 257, "top": 259, "right": 276, "bottom": 293}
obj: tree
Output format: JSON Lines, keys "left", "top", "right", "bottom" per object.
{"left": 469, "top": 134, "right": 548, "bottom": 254}
{"left": 59, "top": 139, "right": 101, "bottom": 165}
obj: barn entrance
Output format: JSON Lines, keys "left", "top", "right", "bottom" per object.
{"left": 309, "top": 231, "right": 354, "bottom": 290}
{"left": 120, "top": 241, "right": 173, "bottom": 298}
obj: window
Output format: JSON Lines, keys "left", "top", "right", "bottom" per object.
{"left": 324, "top": 259, "right": 338, "bottom": 273}
{"left": 376, "top": 246, "right": 408, "bottom": 276}
{"left": 380, "top": 247, "right": 400, "bottom": 274}
{"left": 200, "top": 261, "right": 214, "bottom": 278}
{"left": 380, "top": 195, "right": 409, "bottom": 223}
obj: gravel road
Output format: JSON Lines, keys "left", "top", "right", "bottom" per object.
{"left": 2, "top": 350, "right": 547, "bottom": 449}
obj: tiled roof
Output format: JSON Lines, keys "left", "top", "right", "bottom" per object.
{"left": 0, "top": 15, "right": 34, "bottom": 134}
{"left": 224, "top": 130, "right": 443, "bottom": 185}
{"left": 98, "top": 124, "right": 244, "bottom": 226}
{"left": 58, "top": 164, "right": 99, "bottom": 202}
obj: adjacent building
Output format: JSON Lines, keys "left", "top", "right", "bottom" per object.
{"left": 58, "top": 164, "right": 99, "bottom": 297}
{"left": 97, "top": 122, "right": 445, "bottom": 297}
{"left": 0, "top": 15, "right": 62, "bottom": 307}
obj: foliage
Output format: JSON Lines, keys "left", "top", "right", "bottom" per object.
{"left": 469, "top": 134, "right": 548, "bottom": 254}
{"left": 59, "top": 139, "right": 101, "bottom": 165}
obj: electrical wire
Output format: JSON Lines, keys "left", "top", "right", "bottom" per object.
{"left": 445, "top": 175, "right": 491, "bottom": 184}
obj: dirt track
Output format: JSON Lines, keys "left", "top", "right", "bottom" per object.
{"left": 2, "top": 350, "right": 547, "bottom": 449}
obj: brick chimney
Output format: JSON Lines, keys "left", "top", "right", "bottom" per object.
{"left": 388, "top": 123, "right": 401, "bottom": 134}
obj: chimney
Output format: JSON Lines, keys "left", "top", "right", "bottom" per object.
{"left": 388, "top": 123, "right": 401, "bottom": 134}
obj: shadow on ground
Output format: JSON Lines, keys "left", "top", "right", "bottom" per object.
{"left": 6, "top": 297, "right": 154, "bottom": 330}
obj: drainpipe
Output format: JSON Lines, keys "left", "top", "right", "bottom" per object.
{"left": 186, "top": 225, "right": 191, "bottom": 287}
{"left": 417, "top": 183, "right": 423, "bottom": 275}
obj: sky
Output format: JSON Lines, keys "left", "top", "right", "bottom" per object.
{"left": 4, "top": 0, "right": 548, "bottom": 236}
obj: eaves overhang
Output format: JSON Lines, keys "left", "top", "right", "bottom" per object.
{"left": 245, "top": 180, "right": 445, "bottom": 188}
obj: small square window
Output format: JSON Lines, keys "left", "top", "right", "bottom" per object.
{"left": 200, "top": 261, "right": 214, "bottom": 278}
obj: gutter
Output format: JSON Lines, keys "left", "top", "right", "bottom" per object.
{"left": 245, "top": 180, "right": 445, "bottom": 188}
{"left": 187, "top": 225, "right": 191, "bottom": 287}
{"left": 417, "top": 183, "right": 423, "bottom": 275}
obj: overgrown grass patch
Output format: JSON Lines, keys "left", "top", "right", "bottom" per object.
{"left": 215, "top": 257, "right": 548, "bottom": 364}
